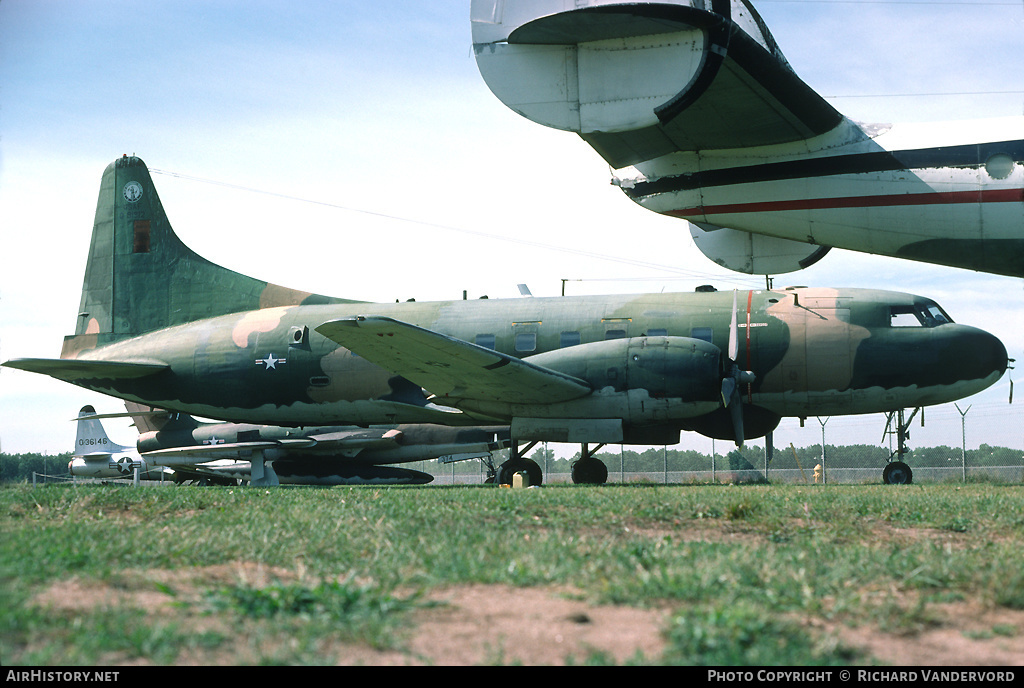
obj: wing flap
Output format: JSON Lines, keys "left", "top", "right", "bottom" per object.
{"left": 315, "top": 316, "right": 592, "bottom": 405}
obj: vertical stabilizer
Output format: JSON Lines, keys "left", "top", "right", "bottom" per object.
{"left": 74, "top": 405, "right": 134, "bottom": 455}
{"left": 62, "top": 155, "right": 358, "bottom": 358}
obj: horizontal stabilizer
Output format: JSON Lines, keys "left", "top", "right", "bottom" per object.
{"left": 4, "top": 358, "right": 169, "bottom": 382}
{"left": 315, "top": 316, "right": 592, "bottom": 405}
{"left": 72, "top": 409, "right": 173, "bottom": 422}
{"left": 75, "top": 452, "right": 116, "bottom": 460}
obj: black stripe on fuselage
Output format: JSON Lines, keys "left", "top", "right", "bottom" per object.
{"left": 623, "top": 139, "right": 1024, "bottom": 199}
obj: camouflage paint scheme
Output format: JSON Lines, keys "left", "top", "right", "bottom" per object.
{"left": 2, "top": 156, "right": 1008, "bottom": 449}
{"left": 470, "top": 0, "right": 1024, "bottom": 276}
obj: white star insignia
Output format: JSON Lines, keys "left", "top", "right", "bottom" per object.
{"left": 255, "top": 353, "right": 287, "bottom": 370}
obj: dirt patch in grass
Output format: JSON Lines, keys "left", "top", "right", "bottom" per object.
{"left": 408, "top": 584, "right": 667, "bottom": 665}
{"left": 28, "top": 564, "right": 1024, "bottom": 665}
{"left": 832, "top": 601, "right": 1024, "bottom": 666}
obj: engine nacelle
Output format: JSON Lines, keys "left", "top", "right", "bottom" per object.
{"left": 682, "top": 405, "right": 781, "bottom": 443}
{"left": 527, "top": 335, "right": 722, "bottom": 404}
{"left": 689, "top": 223, "right": 831, "bottom": 275}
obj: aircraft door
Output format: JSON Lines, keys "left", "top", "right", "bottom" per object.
{"left": 804, "top": 307, "right": 853, "bottom": 404}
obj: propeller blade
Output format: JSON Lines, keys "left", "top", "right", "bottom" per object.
{"left": 721, "top": 290, "right": 756, "bottom": 446}
{"left": 721, "top": 377, "right": 736, "bottom": 407}
{"left": 728, "top": 290, "right": 739, "bottom": 362}
{"left": 730, "top": 391, "right": 745, "bottom": 446}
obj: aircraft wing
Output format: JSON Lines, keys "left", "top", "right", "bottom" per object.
{"left": 315, "top": 316, "right": 592, "bottom": 405}
{"left": 142, "top": 439, "right": 314, "bottom": 463}
{"left": 3, "top": 358, "right": 169, "bottom": 382}
{"left": 144, "top": 430, "right": 409, "bottom": 463}
{"left": 302, "top": 428, "right": 404, "bottom": 451}
{"left": 472, "top": 0, "right": 846, "bottom": 168}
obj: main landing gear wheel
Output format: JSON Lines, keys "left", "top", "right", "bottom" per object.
{"left": 571, "top": 458, "right": 608, "bottom": 485}
{"left": 883, "top": 461, "right": 913, "bottom": 485}
{"left": 497, "top": 458, "right": 543, "bottom": 487}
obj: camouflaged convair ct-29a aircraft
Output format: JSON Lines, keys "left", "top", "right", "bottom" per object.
{"left": 2, "top": 157, "right": 1009, "bottom": 485}
{"left": 471, "top": 0, "right": 1024, "bottom": 277}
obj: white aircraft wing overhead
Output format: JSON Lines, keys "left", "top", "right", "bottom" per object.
{"left": 315, "top": 316, "right": 592, "bottom": 405}
{"left": 471, "top": 0, "right": 845, "bottom": 168}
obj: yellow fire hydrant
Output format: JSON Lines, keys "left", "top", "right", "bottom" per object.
{"left": 813, "top": 464, "right": 823, "bottom": 484}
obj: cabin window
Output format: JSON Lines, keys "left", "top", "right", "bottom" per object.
{"left": 133, "top": 220, "right": 151, "bottom": 253}
{"left": 515, "top": 332, "right": 537, "bottom": 353}
{"left": 647, "top": 328, "right": 667, "bottom": 337}
{"left": 475, "top": 334, "right": 496, "bottom": 349}
{"left": 889, "top": 303, "right": 952, "bottom": 328}
{"left": 602, "top": 318, "right": 630, "bottom": 340}
{"left": 920, "top": 304, "right": 952, "bottom": 326}
{"left": 889, "top": 306, "right": 919, "bottom": 327}
{"left": 691, "top": 327, "right": 713, "bottom": 343}
{"left": 560, "top": 331, "right": 581, "bottom": 348}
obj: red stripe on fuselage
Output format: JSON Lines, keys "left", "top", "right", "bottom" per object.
{"left": 666, "top": 188, "right": 1024, "bottom": 219}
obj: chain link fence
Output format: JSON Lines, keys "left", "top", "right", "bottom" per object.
{"left": 416, "top": 443, "right": 1024, "bottom": 486}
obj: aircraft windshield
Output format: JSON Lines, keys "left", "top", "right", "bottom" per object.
{"left": 889, "top": 301, "right": 953, "bottom": 328}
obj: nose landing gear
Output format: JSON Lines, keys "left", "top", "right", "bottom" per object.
{"left": 882, "top": 408, "right": 917, "bottom": 485}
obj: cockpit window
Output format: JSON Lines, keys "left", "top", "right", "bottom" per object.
{"left": 889, "top": 302, "right": 953, "bottom": 328}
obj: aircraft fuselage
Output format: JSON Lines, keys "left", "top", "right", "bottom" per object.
{"left": 618, "top": 118, "right": 1024, "bottom": 276}
{"left": 56, "top": 286, "right": 1007, "bottom": 442}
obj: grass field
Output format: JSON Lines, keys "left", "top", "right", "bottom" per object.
{"left": 2, "top": 482, "right": 1023, "bottom": 665}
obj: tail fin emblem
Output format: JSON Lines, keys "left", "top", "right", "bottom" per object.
{"left": 123, "top": 181, "right": 143, "bottom": 203}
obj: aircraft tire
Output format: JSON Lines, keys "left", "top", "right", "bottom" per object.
{"left": 497, "top": 458, "right": 543, "bottom": 487}
{"left": 571, "top": 458, "right": 608, "bottom": 485}
{"left": 882, "top": 461, "right": 913, "bottom": 485}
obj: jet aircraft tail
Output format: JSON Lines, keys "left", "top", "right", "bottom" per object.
{"left": 74, "top": 405, "right": 134, "bottom": 456}
{"left": 61, "top": 155, "right": 360, "bottom": 360}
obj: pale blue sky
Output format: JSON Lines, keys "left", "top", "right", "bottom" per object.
{"left": 1, "top": 1, "right": 1022, "bottom": 456}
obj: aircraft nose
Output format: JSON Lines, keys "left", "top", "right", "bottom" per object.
{"left": 953, "top": 327, "right": 1008, "bottom": 381}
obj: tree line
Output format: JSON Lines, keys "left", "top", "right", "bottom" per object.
{"left": 1, "top": 453, "right": 73, "bottom": 484}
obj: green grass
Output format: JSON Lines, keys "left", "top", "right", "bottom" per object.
{"left": 2, "top": 482, "right": 1023, "bottom": 665}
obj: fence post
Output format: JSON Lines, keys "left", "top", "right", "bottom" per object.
{"left": 711, "top": 439, "right": 716, "bottom": 483}
{"left": 955, "top": 403, "right": 970, "bottom": 483}
{"left": 817, "top": 417, "right": 830, "bottom": 484}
